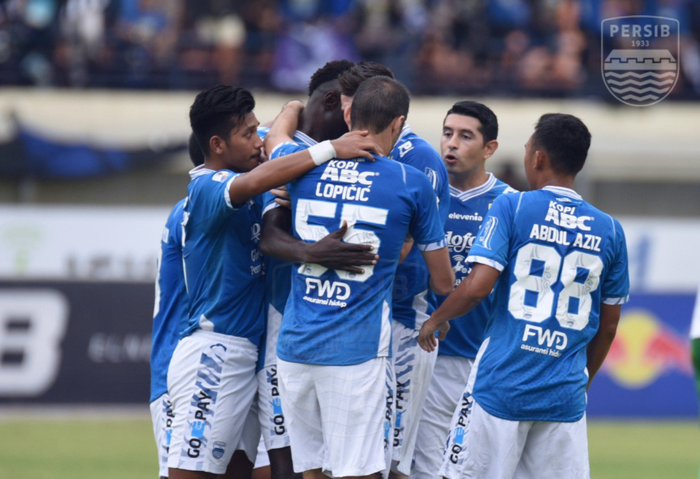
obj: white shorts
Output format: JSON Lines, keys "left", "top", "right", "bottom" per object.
{"left": 237, "top": 397, "right": 261, "bottom": 465}
{"left": 391, "top": 321, "right": 438, "bottom": 475}
{"left": 254, "top": 436, "right": 270, "bottom": 469}
{"left": 150, "top": 393, "right": 175, "bottom": 478}
{"left": 439, "top": 398, "right": 590, "bottom": 479}
{"left": 278, "top": 357, "right": 394, "bottom": 478}
{"left": 411, "top": 355, "right": 473, "bottom": 479}
{"left": 167, "top": 330, "right": 258, "bottom": 475}
{"left": 257, "top": 365, "right": 291, "bottom": 450}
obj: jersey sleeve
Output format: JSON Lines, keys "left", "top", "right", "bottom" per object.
{"left": 466, "top": 193, "right": 518, "bottom": 272}
{"left": 400, "top": 141, "right": 450, "bottom": 227}
{"left": 405, "top": 166, "right": 446, "bottom": 251}
{"left": 167, "top": 200, "right": 186, "bottom": 248}
{"left": 188, "top": 170, "right": 242, "bottom": 231}
{"left": 263, "top": 142, "right": 307, "bottom": 215}
{"left": 262, "top": 191, "right": 279, "bottom": 216}
{"left": 601, "top": 218, "right": 630, "bottom": 305}
{"left": 270, "top": 141, "right": 305, "bottom": 160}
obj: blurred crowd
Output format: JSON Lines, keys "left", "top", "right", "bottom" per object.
{"left": 1, "top": 0, "right": 700, "bottom": 98}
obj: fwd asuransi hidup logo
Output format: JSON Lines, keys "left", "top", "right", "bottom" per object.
{"left": 601, "top": 16, "right": 680, "bottom": 107}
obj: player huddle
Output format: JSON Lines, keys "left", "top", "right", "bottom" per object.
{"left": 150, "top": 60, "right": 630, "bottom": 479}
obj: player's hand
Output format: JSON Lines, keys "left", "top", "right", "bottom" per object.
{"left": 271, "top": 186, "right": 290, "bottom": 209}
{"left": 331, "top": 131, "right": 382, "bottom": 161}
{"left": 283, "top": 100, "right": 305, "bottom": 113}
{"left": 418, "top": 317, "right": 449, "bottom": 353}
{"left": 305, "top": 221, "right": 379, "bottom": 274}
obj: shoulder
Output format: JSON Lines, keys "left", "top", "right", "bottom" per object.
{"left": 168, "top": 198, "right": 187, "bottom": 222}
{"left": 588, "top": 203, "right": 625, "bottom": 241}
{"left": 492, "top": 178, "right": 519, "bottom": 195}
{"left": 188, "top": 169, "right": 239, "bottom": 200}
{"left": 271, "top": 141, "right": 307, "bottom": 159}
{"left": 257, "top": 126, "right": 270, "bottom": 140}
{"left": 493, "top": 190, "right": 521, "bottom": 207}
{"left": 395, "top": 134, "right": 441, "bottom": 165}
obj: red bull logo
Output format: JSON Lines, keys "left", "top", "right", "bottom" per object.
{"left": 603, "top": 309, "right": 692, "bottom": 388}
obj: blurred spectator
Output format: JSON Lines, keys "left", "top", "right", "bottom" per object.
{"left": 0, "top": 0, "right": 696, "bottom": 100}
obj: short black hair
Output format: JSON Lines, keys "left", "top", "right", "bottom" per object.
{"left": 338, "top": 61, "right": 395, "bottom": 97}
{"left": 446, "top": 101, "right": 499, "bottom": 143}
{"left": 188, "top": 132, "right": 205, "bottom": 167}
{"left": 351, "top": 76, "right": 409, "bottom": 134}
{"left": 532, "top": 113, "right": 591, "bottom": 175}
{"left": 308, "top": 60, "right": 355, "bottom": 96}
{"left": 189, "top": 85, "right": 255, "bottom": 155}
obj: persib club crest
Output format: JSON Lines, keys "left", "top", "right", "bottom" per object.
{"left": 601, "top": 16, "right": 679, "bottom": 107}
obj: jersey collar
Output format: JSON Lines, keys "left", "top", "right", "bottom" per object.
{"left": 542, "top": 186, "right": 582, "bottom": 200}
{"left": 449, "top": 173, "right": 496, "bottom": 202}
{"left": 396, "top": 124, "right": 412, "bottom": 145}
{"left": 189, "top": 164, "right": 216, "bottom": 179}
{"left": 294, "top": 130, "right": 318, "bottom": 147}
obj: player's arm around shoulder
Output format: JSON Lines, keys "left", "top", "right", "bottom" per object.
{"left": 228, "top": 131, "right": 380, "bottom": 206}
{"left": 264, "top": 100, "right": 304, "bottom": 156}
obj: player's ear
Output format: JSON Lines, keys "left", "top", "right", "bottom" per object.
{"left": 344, "top": 104, "right": 352, "bottom": 129}
{"left": 483, "top": 140, "right": 499, "bottom": 160}
{"left": 324, "top": 91, "right": 340, "bottom": 111}
{"left": 209, "top": 135, "right": 225, "bottom": 155}
{"left": 534, "top": 148, "right": 546, "bottom": 170}
{"left": 393, "top": 115, "right": 406, "bottom": 135}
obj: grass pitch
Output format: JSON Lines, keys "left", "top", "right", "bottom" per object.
{"left": 0, "top": 418, "right": 697, "bottom": 479}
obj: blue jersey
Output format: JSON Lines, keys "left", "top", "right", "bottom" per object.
{"left": 389, "top": 125, "right": 450, "bottom": 329}
{"left": 277, "top": 154, "right": 446, "bottom": 366}
{"left": 438, "top": 175, "right": 516, "bottom": 359}
{"left": 181, "top": 166, "right": 265, "bottom": 344}
{"left": 467, "top": 186, "right": 630, "bottom": 422}
{"left": 258, "top": 130, "right": 318, "bottom": 370}
{"left": 150, "top": 199, "right": 188, "bottom": 402}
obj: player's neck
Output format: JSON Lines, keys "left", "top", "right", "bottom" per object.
{"left": 203, "top": 157, "right": 243, "bottom": 174}
{"left": 353, "top": 129, "right": 393, "bottom": 158}
{"left": 297, "top": 110, "right": 324, "bottom": 143}
{"left": 449, "top": 168, "right": 490, "bottom": 192}
{"left": 534, "top": 173, "right": 576, "bottom": 192}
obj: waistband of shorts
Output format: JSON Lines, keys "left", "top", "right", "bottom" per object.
{"left": 191, "top": 329, "right": 257, "bottom": 350}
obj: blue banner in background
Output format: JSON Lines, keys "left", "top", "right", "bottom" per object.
{"left": 588, "top": 293, "right": 698, "bottom": 418}
{"left": 0, "top": 124, "right": 186, "bottom": 180}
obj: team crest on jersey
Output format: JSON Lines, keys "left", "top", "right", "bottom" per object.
{"left": 424, "top": 167, "right": 438, "bottom": 190}
{"left": 212, "top": 171, "right": 231, "bottom": 183}
{"left": 601, "top": 16, "right": 679, "bottom": 107}
{"left": 212, "top": 441, "right": 226, "bottom": 459}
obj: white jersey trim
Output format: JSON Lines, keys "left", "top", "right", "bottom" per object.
{"left": 269, "top": 140, "right": 298, "bottom": 159}
{"left": 378, "top": 300, "right": 392, "bottom": 357}
{"left": 224, "top": 177, "right": 235, "bottom": 209}
{"left": 542, "top": 185, "right": 582, "bottom": 200}
{"left": 467, "top": 255, "right": 505, "bottom": 272}
{"left": 417, "top": 238, "right": 447, "bottom": 252}
{"left": 262, "top": 202, "right": 279, "bottom": 217}
{"left": 449, "top": 173, "right": 497, "bottom": 202}
{"left": 268, "top": 130, "right": 318, "bottom": 158}
{"left": 602, "top": 296, "right": 629, "bottom": 305}
{"left": 395, "top": 124, "right": 412, "bottom": 146}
